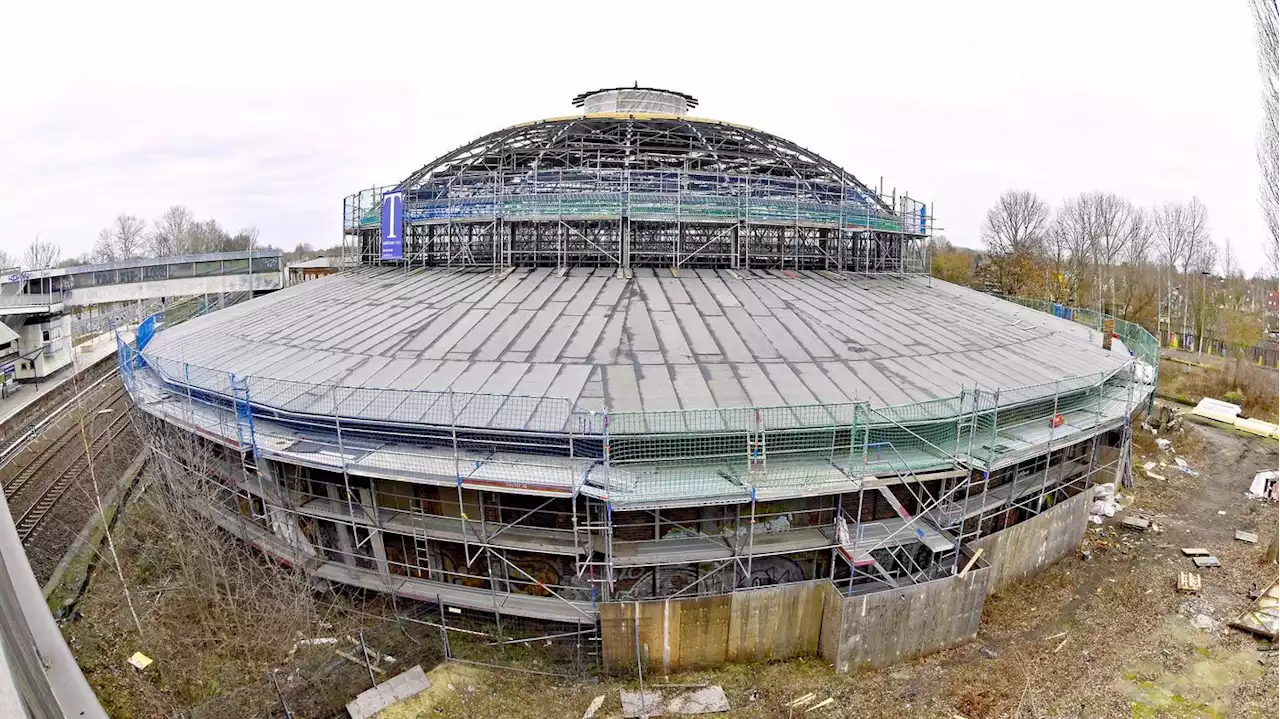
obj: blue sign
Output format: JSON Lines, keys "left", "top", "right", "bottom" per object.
{"left": 136, "top": 314, "right": 158, "bottom": 352}
{"left": 380, "top": 192, "right": 404, "bottom": 260}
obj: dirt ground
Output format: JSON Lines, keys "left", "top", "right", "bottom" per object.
{"left": 382, "top": 413, "right": 1279, "bottom": 719}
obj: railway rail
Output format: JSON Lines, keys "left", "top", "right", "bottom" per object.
{"left": 2, "top": 382, "right": 125, "bottom": 499}
{"left": 0, "top": 369, "right": 122, "bottom": 472}
{"left": 15, "top": 411, "right": 134, "bottom": 544}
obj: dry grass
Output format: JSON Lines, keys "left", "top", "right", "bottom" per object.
{"left": 1158, "top": 358, "right": 1279, "bottom": 422}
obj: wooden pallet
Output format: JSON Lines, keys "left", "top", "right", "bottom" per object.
{"left": 1178, "top": 572, "right": 1202, "bottom": 593}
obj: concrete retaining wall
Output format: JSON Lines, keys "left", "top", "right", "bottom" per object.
{"left": 821, "top": 559, "right": 994, "bottom": 671}
{"left": 599, "top": 580, "right": 827, "bottom": 673}
{"left": 970, "top": 488, "right": 1092, "bottom": 591}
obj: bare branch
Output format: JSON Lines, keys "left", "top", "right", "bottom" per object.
{"left": 22, "top": 237, "right": 61, "bottom": 269}
{"left": 1252, "top": 0, "right": 1279, "bottom": 275}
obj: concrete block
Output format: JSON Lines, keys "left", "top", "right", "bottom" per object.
{"left": 621, "top": 690, "right": 664, "bottom": 717}
{"left": 346, "top": 665, "right": 431, "bottom": 719}
{"left": 665, "top": 686, "right": 730, "bottom": 714}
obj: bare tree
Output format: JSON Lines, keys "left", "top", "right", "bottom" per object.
{"left": 1076, "top": 193, "right": 1147, "bottom": 312}
{"left": 186, "top": 218, "right": 231, "bottom": 254}
{"left": 981, "top": 190, "right": 1049, "bottom": 295}
{"left": 1124, "top": 210, "right": 1155, "bottom": 266}
{"left": 1051, "top": 195, "right": 1109, "bottom": 303}
{"left": 1153, "top": 199, "right": 1210, "bottom": 336}
{"left": 0, "top": 249, "right": 14, "bottom": 271}
{"left": 1252, "top": 0, "right": 1279, "bottom": 275}
{"left": 22, "top": 237, "right": 61, "bottom": 269}
{"left": 1153, "top": 199, "right": 1209, "bottom": 274}
{"left": 1222, "top": 238, "right": 1242, "bottom": 279}
{"left": 113, "top": 214, "right": 148, "bottom": 260}
{"left": 150, "top": 205, "right": 195, "bottom": 258}
{"left": 231, "top": 226, "right": 259, "bottom": 252}
{"left": 92, "top": 228, "right": 117, "bottom": 263}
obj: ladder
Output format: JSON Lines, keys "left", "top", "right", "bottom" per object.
{"left": 574, "top": 500, "right": 614, "bottom": 597}
{"left": 230, "top": 375, "right": 266, "bottom": 519}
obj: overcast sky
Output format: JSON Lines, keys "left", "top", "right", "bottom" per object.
{"left": 0, "top": 1, "right": 1268, "bottom": 272}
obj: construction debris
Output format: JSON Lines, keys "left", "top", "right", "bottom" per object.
{"left": 665, "top": 686, "right": 730, "bottom": 714}
{"left": 1156, "top": 438, "right": 1172, "bottom": 451}
{"left": 582, "top": 695, "right": 606, "bottom": 719}
{"left": 345, "top": 665, "right": 431, "bottom": 719}
{"left": 127, "top": 652, "right": 153, "bottom": 671}
{"left": 807, "top": 698, "right": 835, "bottom": 712}
{"left": 788, "top": 693, "right": 817, "bottom": 708}
{"left": 1177, "top": 572, "right": 1202, "bottom": 593}
{"left": 1191, "top": 398, "right": 1242, "bottom": 425}
{"left": 1247, "top": 470, "right": 1279, "bottom": 501}
{"left": 621, "top": 687, "right": 730, "bottom": 717}
{"left": 1192, "top": 556, "right": 1222, "bottom": 568}
{"left": 1230, "top": 580, "right": 1280, "bottom": 640}
{"left": 287, "top": 637, "right": 338, "bottom": 657}
{"left": 621, "top": 690, "right": 664, "bottom": 718}
{"left": 1121, "top": 516, "right": 1151, "bottom": 532}
{"left": 1180, "top": 547, "right": 1210, "bottom": 556}
{"left": 1147, "top": 404, "right": 1184, "bottom": 433}
{"left": 1235, "top": 530, "right": 1259, "bottom": 544}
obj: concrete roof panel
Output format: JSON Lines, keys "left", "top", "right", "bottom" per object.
{"left": 146, "top": 267, "right": 1128, "bottom": 429}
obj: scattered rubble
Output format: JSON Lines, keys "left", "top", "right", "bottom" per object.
{"left": 1191, "top": 556, "right": 1222, "bottom": 568}
{"left": 1146, "top": 404, "right": 1185, "bottom": 433}
{"left": 1235, "top": 530, "right": 1258, "bottom": 544}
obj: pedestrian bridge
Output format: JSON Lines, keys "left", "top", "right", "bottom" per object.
{"left": 1, "top": 250, "right": 284, "bottom": 315}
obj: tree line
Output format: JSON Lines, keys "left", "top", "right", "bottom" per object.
{"left": 931, "top": 190, "right": 1275, "bottom": 354}
{"left": 2, "top": 205, "right": 332, "bottom": 272}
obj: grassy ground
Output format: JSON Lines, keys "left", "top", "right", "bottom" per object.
{"left": 1157, "top": 353, "right": 1278, "bottom": 423}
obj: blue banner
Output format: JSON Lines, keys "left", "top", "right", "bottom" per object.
{"left": 380, "top": 192, "right": 404, "bottom": 260}
{"left": 136, "top": 314, "right": 158, "bottom": 352}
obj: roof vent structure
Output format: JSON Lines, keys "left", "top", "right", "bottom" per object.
{"left": 571, "top": 85, "right": 698, "bottom": 115}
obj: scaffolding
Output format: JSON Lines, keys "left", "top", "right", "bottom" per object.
{"left": 340, "top": 108, "right": 933, "bottom": 274}
{"left": 119, "top": 293, "right": 1156, "bottom": 629}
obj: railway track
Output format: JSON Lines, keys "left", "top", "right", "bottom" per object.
{"left": 3, "top": 383, "right": 126, "bottom": 500}
{"left": 16, "top": 411, "right": 134, "bottom": 544}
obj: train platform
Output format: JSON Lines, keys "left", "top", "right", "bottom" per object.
{"left": 0, "top": 333, "right": 126, "bottom": 428}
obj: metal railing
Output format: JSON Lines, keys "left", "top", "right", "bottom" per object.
{"left": 0, "top": 293, "right": 62, "bottom": 308}
{"left": 343, "top": 170, "right": 931, "bottom": 236}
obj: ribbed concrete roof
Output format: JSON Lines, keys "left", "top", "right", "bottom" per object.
{"left": 146, "top": 267, "right": 1125, "bottom": 420}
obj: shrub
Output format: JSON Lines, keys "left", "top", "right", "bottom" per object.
{"left": 1223, "top": 389, "right": 1246, "bottom": 406}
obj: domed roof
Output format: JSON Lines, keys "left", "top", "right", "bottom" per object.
{"left": 395, "top": 91, "right": 890, "bottom": 214}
